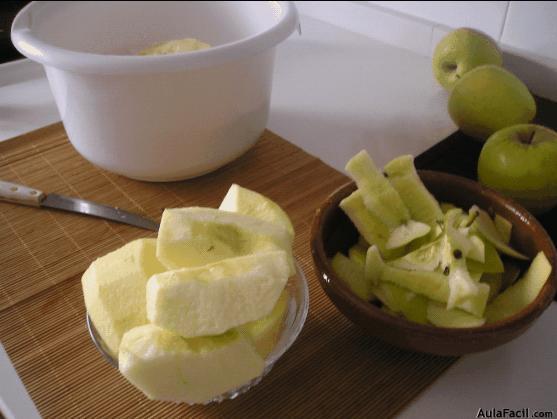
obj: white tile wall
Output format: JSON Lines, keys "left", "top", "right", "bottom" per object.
{"left": 429, "top": 26, "right": 450, "bottom": 57}
{"left": 298, "top": 1, "right": 557, "bottom": 100}
{"left": 369, "top": 1, "right": 509, "bottom": 40}
{"left": 501, "top": 1, "right": 557, "bottom": 61}
{"left": 294, "top": 1, "right": 433, "bottom": 56}
{"left": 503, "top": 46, "right": 557, "bottom": 103}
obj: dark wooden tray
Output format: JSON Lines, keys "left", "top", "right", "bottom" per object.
{"left": 415, "top": 96, "right": 557, "bottom": 299}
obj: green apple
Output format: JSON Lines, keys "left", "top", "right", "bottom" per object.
{"left": 448, "top": 65, "right": 536, "bottom": 139}
{"left": 432, "top": 28, "right": 502, "bottom": 90}
{"left": 478, "top": 124, "right": 557, "bottom": 213}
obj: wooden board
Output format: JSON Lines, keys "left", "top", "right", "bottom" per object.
{"left": 0, "top": 124, "right": 456, "bottom": 419}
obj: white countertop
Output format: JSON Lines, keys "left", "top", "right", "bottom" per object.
{"left": 1, "top": 15, "right": 555, "bottom": 419}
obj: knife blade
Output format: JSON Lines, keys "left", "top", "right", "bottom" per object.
{"left": 0, "top": 180, "right": 159, "bottom": 231}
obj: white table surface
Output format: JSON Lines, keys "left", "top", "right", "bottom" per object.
{"left": 0, "top": 15, "right": 555, "bottom": 419}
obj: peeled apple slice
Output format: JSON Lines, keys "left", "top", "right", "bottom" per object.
{"left": 119, "top": 325, "right": 264, "bottom": 404}
{"left": 486, "top": 251, "right": 552, "bottom": 323}
{"left": 386, "top": 220, "right": 431, "bottom": 249}
{"left": 238, "top": 290, "right": 289, "bottom": 358}
{"left": 427, "top": 302, "right": 486, "bottom": 328}
{"left": 346, "top": 150, "right": 409, "bottom": 228}
{"left": 331, "top": 252, "right": 373, "bottom": 301}
{"left": 219, "top": 184, "right": 294, "bottom": 238}
{"left": 157, "top": 207, "right": 294, "bottom": 275}
{"left": 147, "top": 251, "right": 290, "bottom": 337}
{"left": 82, "top": 238, "right": 166, "bottom": 357}
{"left": 383, "top": 155, "right": 443, "bottom": 227}
{"left": 470, "top": 206, "right": 528, "bottom": 260}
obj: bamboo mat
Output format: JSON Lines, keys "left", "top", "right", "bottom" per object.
{"left": 0, "top": 124, "right": 456, "bottom": 419}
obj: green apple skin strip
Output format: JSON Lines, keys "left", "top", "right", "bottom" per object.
{"left": 486, "top": 251, "right": 551, "bottom": 323}
{"left": 383, "top": 155, "right": 443, "bottom": 228}
{"left": 337, "top": 149, "right": 550, "bottom": 328}
{"left": 346, "top": 151, "right": 409, "bottom": 228}
{"left": 427, "top": 302, "right": 485, "bottom": 328}
{"left": 470, "top": 205, "right": 528, "bottom": 260}
{"left": 331, "top": 252, "right": 373, "bottom": 301}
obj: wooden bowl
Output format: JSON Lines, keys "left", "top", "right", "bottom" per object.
{"left": 310, "top": 170, "right": 557, "bottom": 356}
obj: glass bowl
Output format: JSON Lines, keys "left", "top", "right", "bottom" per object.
{"left": 86, "top": 261, "right": 309, "bottom": 404}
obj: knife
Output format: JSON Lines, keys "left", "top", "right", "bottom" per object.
{"left": 0, "top": 180, "right": 159, "bottom": 231}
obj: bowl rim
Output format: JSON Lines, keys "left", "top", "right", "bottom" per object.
{"left": 311, "top": 170, "right": 557, "bottom": 339}
{"left": 11, "top": 1, "right": 299, "bottom": 74}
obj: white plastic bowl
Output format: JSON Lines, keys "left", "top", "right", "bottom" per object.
{"left": 12, "top": 1, "right": 298, "bottom": 181}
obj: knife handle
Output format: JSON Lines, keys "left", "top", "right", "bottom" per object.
{"left": 0, "top": 180, "right": 45, "bottom": 207}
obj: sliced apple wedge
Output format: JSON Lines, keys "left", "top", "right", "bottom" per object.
{"left": 147, "top": 251, "right": 290, "bottom": 337}
{"left": 238, "top": 290, "right": 289, "bottom": 358}
{"left": 219, "top": 184, "right": 294, "bottom": 238}
{"left": 119, "top": 325, "right": 264, "bottom": 404}
{"left": 82, "top": 238, "right": 166, "bottom": 357}
{"left": 157, "top": 207, "right": 294, "bottom": 274}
